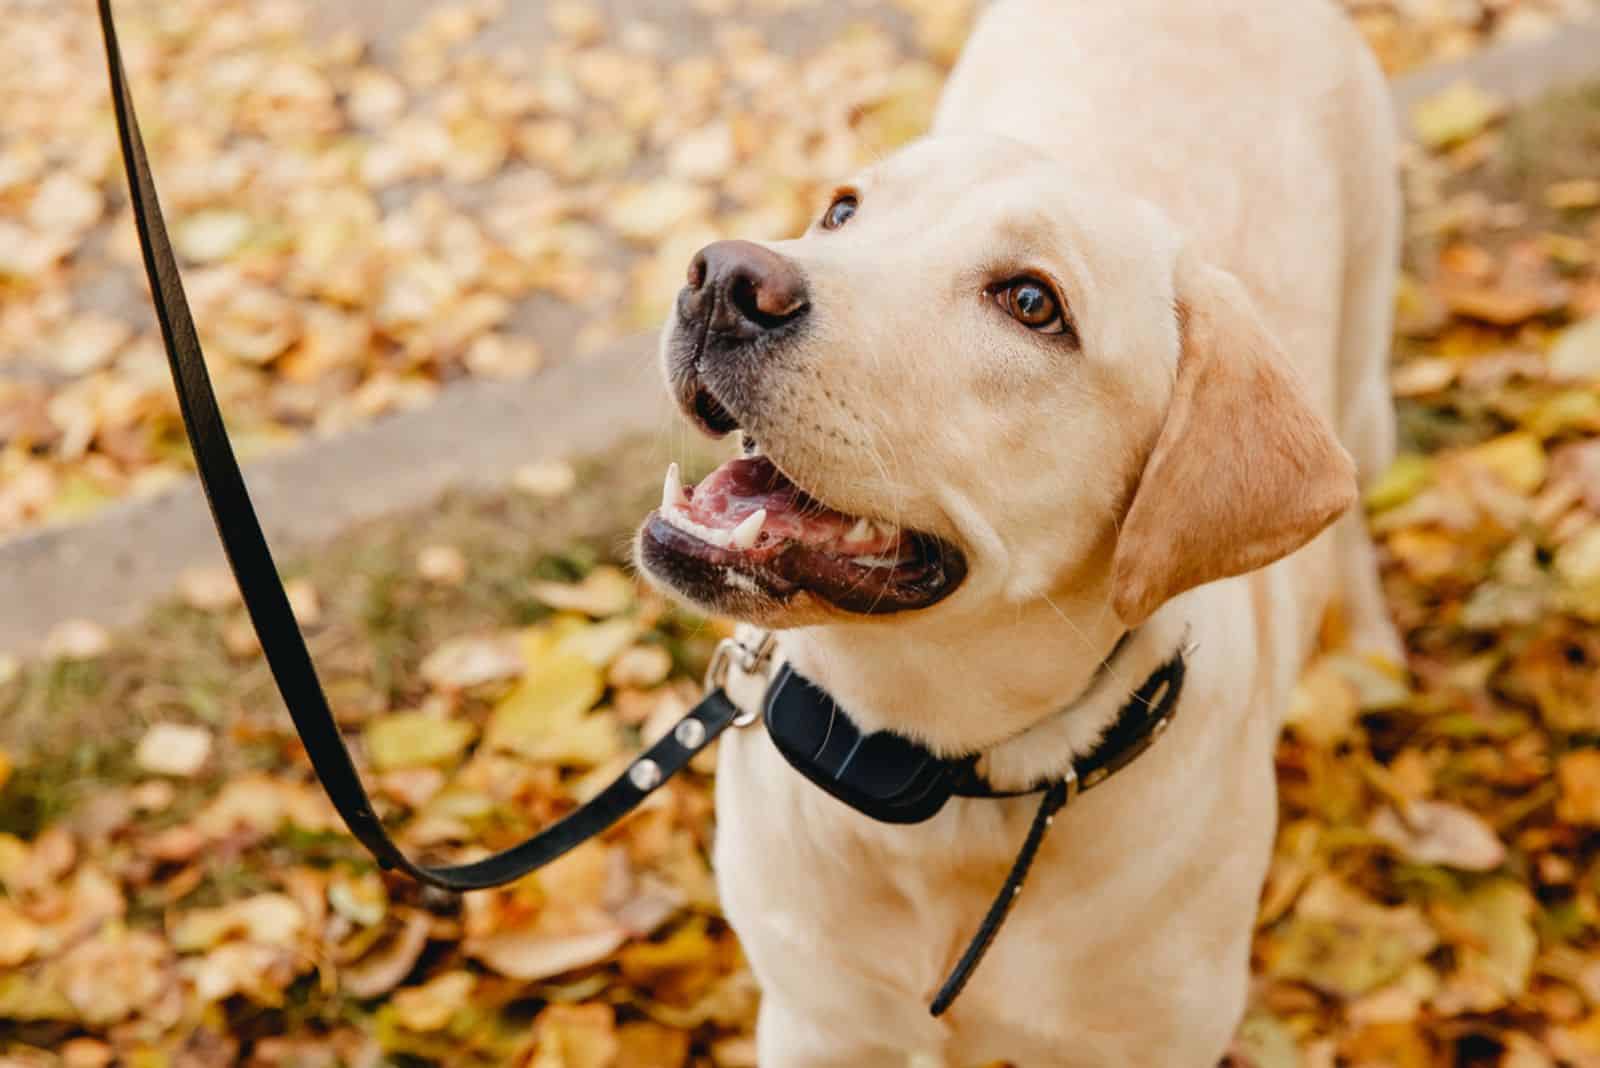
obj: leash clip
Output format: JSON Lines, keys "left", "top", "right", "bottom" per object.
{"left": 706, "top": 629, "right": 776, "bottom": 726}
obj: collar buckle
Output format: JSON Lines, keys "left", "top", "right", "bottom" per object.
{"left": 706, "top": 629, "right": 776, "bottom": 726}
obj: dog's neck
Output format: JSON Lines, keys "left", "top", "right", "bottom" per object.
{"left": 774, "top": 593, "right": 1192, "bottom": 793}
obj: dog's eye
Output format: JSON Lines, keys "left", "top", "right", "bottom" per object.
{"left": 993, "top": 277, "right": 1069, "bottom": 335}
{"left": 821, "top": 195, "right": 858, "bottom": 231}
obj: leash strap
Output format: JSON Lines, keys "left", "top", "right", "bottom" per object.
{"left": 929, "top": 780, "right": 1070, "bottom": 1016}
{"left": 928, "top": 651, "right": 1188, "bottom": 1014}
{"left": 96, "top": 0, "right": 739, "bottom": 892}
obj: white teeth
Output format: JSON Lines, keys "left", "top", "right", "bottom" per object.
{"left": 657, "top": 504, "right": 765, "bottom": 552}
{"left": 843, "top": 517, "right": 873, "bottom": 544}
{"left": 661, "top": 506, "right": 732, "bottom": 547}
{"left": 731, "top": 509, "right": 766, "bottom": 549}
{"left": 662, "top": 463, "right": 688, "bottom": 511}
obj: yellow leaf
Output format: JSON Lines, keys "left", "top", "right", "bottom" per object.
{"left": 616, "top": 1020, "right": 691, "bottom": 1068}
{"left": 392, "top": 970, "right": 476, "bottom": 1032}
{"left": 1267, "top": 877, "right": 1438, "bottom": 998}
{"left": 364, "top": 712, "right": 476, "bottom": 772}
{"left": 468, "top": 925, "right": 626, "bottom": 981}
{"left": 532, "top": 1003, "right": 620, "bottom": 1068}
{"left": 1556, "top": 526, "right": 1600, "bottom": 589}
{"left": 531, "top": 565, "right": 636, "bottom": 617}
{"left": 0, "top": 899, "right": 40, "bottom": 967}
{"left": 1387, "top": 528, "right": 1460, "bottom": 582}
{"left": 1437, "top": 880, "right": 1536, "bottom": 1007}
{"left": 1461, "top": 431, "right": 1547, "bottom": 493}
{"left": 328, "top": 870, "right": 389, "bottom": 927}
{"left": 1366, "top": 454, "right": 1433, "bottom": 512}
{"left": 618, "top": 918, "right": 716, "bottom": 982}
{"left": 554, "top": 617, "right": 642, "bottom": 667}
{"left": 485, "top": 653, "right": 607, "bottom": 760}
{"left": 1546, "top": 178, "right": 1600, "bottom": 211}
{"left": 1558, "top": 750, "right": 1600, "bottom": 826}
{"left": 1287, "top": 659, "right": 1360, "bottom": 746}
{"left": 1411, "top": 81, "right": 1504, "bottom": 149}
{"left": 1549, "top": 317, "right": 1600, "bottom": 383}
{"left": 170, "top": 894, "right": 306, "bottom": 952}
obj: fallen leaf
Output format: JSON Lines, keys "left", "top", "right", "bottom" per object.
{"left": 531, "top": 565, "right": 635, "bottom": 617}
{"left": 1459, "top": 431, "right": 1547, "bottom": 493}
{"left": 1370, "top": 799, "right": 1506, "bottom": 870}
{"left": 391, "top": 969, "right": 476, "bottom": 1032}
{"left": 532, "top": 1003, "right": 621, "bottom": 1068}
{"left": 615, "top": 1020, "right": 692, "bottom": 1068}
{"left": 1266, "top": 876, "right": 1438, "bottom": 998}
{"left": 1549, "top": 317, "right": 1600, "bottom": 383}
{"left": 341, "top": 910, "right": 433, "bottom": 999}
{"left": 176, "top": 566, "right": 241, "bottom": 611}
{"left": 364, "top": 711, "right": 476, "bottom": 772}
{"left": 514, "top": 459, "right": 579, "bottom": 497}
{"left": 609, "top": 644, "right": 673, "bottom": 688}
{"left": 468, "top": 924, "right": 627, "bottom": 982}
{"left": 1412, "top": 82, "right": 1504, "bottom": 149}
{"left": 171, "top": 894, "right": 306, "bottom": 952}
{"left": 134, "top": 723, "right": 213, "bottom": 778}
{"left": 1286, "top": 658, "right": 1360, "bottom": 746}
{"left": 43, "top": 619, "right": 110, "bottom": 660}
{"left": 1557, "top": 750, "right": 1600, "bottom": 826}
{"left": 1545, "top": 178, "right": 1600, "bottom": 211}
{"left": 420, "top": 632, "right": 525, "bottom": 690}
{"left": 415, "top": 544, "right": 469, "bottom": 586}
{"left": 1432, "top": 880, "right": 1536, "bottom": 1010}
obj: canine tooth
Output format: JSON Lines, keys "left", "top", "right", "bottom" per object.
{"left": 843, "top": 517, "right": 873, "bottom": 544}
{"left": 731, "top": 509, "right": 766, "bottom": 549}
{"left": 662, "top": 463, "right": 688, "bottom": 510}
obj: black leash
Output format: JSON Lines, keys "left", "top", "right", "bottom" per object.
{"left": 95, "top": 0, "right": 740, "bottom": 893}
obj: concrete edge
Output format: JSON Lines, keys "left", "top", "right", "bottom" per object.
{"left": 5, "top": 20, "right": 1600, "bottom": 654}
{"left": 1389, "top": 17, "right": 1600, "bottom": 113}
{"left": 1, "top": 335, "right": 673, "bottom": 652}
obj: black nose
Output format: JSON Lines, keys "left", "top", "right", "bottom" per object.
{"left": 680, "top": 240, "right": 808, "bottom": 341}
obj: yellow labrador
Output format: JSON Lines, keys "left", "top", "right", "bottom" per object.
{"left": 636, "top": 0, "right": 1400, "bottom": 1063}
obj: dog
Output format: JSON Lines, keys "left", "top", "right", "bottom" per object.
{"left": 635, "top": 1, "right": 1401, "bottom": 1063}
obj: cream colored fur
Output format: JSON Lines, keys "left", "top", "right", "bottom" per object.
{"left": 653, "top": 2, "right": 1401, "bottom": 1063}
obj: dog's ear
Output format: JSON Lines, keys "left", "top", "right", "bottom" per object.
{"left": 1110, "top": 255, "right": 1357, "bottom": 626}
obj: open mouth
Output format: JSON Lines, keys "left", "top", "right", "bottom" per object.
{"left": 638, "top": 443, "right": 967, "bottom": 616}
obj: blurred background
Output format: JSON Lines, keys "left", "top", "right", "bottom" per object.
{"left": 3, "top": 0, "right": 1600, "bottom": 1065}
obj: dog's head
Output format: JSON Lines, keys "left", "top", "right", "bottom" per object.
{"left": 636, "top": 135, "right": 1355, "bottom": 631}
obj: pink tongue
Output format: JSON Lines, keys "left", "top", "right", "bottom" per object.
{"left": 687, "top": 457, "right": 893, "bottom": 551}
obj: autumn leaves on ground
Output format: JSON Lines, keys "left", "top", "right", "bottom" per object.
{"left": 4, "top": 2, "right": 1600, "bottom": 1067}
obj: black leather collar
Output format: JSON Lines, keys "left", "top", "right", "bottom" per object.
{"left": 760, "top": 640, "right": 1188, "bottom": 1015}
{"left": 764, "top": 642, "right": 1187, "bottom": 825}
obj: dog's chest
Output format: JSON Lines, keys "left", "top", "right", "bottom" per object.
{"left": 711, "top": 716, "right": 1274, "bottom": 1063}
